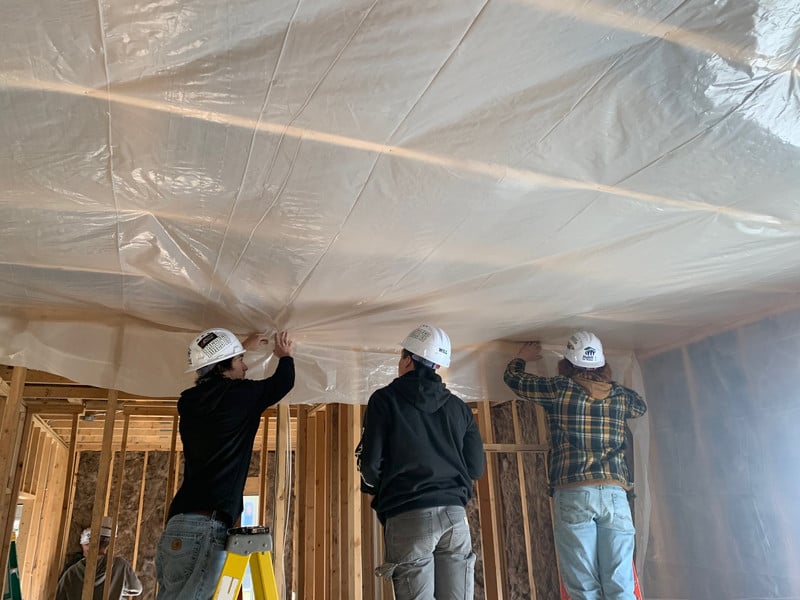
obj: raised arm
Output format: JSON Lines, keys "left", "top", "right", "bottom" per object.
{"left": 503, "top": 341, "right": 558, "bottom": 404}
{"left": 252, "top": 331, "right": 295, "bottom": 411}
{"left": 624, "top": 387, "right": 647, "bottom": 418}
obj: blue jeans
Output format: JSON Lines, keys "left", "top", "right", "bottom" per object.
{"left": 156, "top": 514, "right": 228, "bottom": 600}
{"left": 378, "top": 505, "right": 476, "bottom": 600}
{"left": 553, "top": 485, "right": 636, "bottom": 600}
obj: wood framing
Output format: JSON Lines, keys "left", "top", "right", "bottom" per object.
{"left": 53, "top": 416, "right": 80, "bottom": 590}
{"left": 132, "top": 450, "right": 149, "bottom": 571}
{"left": 302, "top": 408, "right": 317, "bottom": 599}
{"left": 0, "top": 366, "right": 27, "bottom": 596}
{"left": 329, "top": 405, "right": 342, "bottom": 599}
{"left": 17, "top": 429, "right": 68, "bottom": 600}
{"left": 475, "top": 400, "right": 506, "bottom": 600}
{"left": 314, "top": 409, "right": 329, "bottom": 598}
{"left": 273, "top": 402, "right": 290, "bottom": 599}
{"left": 295, "top": 405, "right": 311, "bottom": 599}
{"left": 103, "top": 415, "right": 131, "bottom": 599}
{"left": 259, "top": 415, "right": 270, "bottom": 526}
{"left": 2, "top": 355, "right": 567, "bottom": 600}
{"left": 511, "top": 399, "right": 538, "bottom": 599}
{"left": 81, "top": 388, "right": 118, "bottom": 600}
{"left": 343, "top": 403, "right": 363, "bottom": 600}
{"left": 163, "top": 415, "right": 179, "bottom": 526}
{"left": 4, "top": 408, "right": 32, "bottom": 579}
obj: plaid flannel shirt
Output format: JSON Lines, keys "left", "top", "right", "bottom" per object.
{"left": 503, "top": 358, "right": 647, "bottom": 491}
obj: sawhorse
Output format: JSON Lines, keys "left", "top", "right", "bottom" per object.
{"left": 212, "top": 526, "right": 278, "bottom": 600}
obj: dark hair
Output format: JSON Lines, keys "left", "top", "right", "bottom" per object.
{"left": 401, "top": 349, "right": 440, "bottom": 381}
{"left": 557, "top": 358, "right": 612, "bottom": 382}
{"left": 195, "top": 357, "right": 234, "bottom": 384}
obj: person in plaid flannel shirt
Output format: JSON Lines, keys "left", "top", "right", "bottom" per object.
{"left": 504, "top": 331, "right": 646, "bottom": 600}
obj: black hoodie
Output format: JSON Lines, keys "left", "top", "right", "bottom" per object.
{"left": 356, "top": 369, "right": 485, "bottom": 524}
{"left": 167, "top": 357, "right": 294, "bottom": 524}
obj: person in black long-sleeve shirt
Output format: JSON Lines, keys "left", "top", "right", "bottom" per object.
{"left": 155, "top": 328, "right": 294, "bottom": 600}
{"left": 356, "top": 324, "right": 485, "bottom": 600}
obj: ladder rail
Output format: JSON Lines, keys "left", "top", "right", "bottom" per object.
{"left": 212, "top": 527, "right": 278, "bottom": 600}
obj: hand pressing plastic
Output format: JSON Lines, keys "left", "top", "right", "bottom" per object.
{"left": 515, "top": 341, "right": 542, "bottom": 362}
{"left": 241, "top": 331, "right": 293, "bottom": 357}
{"left": 273, "top": 331, "right": 294, "bottom": 358}
{"left": 241, "top": 333, "right": 271, "bottom": 351}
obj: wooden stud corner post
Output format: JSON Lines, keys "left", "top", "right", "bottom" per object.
{"left": 50, "top": 413, "right": 80, "bottom": 594}
{"left": 273, "top": 402, "right": 290, "bottom": 600}
{"left": 475, "top": 401, "right": 505, "bottom": 600}
{"left": 344, "top": 404, "right": 363, "bottom": 600}
{"left": 163, "top": 415, "right": 179, "bottom": 526}
{"left": 0, "top": 366, "right": 27, "bottom": 597}
{"left": 80, "top": 388, "right": 118, "bottom": 600}
{"left": 103, "top": 414, "right": 131, "bottom": 600}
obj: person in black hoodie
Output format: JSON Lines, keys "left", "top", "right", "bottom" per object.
{"left": 155, "top": 328, "right": 294, "bottom": 600}
{"left": 356, "top": 324, "right": 485, "bottom": 600}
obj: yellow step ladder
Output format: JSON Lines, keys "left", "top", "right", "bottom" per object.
{"left": 212, "top": 526, "right": 278, "bottom": 600}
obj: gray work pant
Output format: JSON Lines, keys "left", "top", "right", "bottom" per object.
{"left": 377, "top": 505, "right": 476, "bottom": 600}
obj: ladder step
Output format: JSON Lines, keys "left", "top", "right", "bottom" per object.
{"left": 226, "top": 526, "right": 273, "bottom": 555}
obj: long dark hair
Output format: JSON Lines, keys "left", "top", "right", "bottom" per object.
{"left": 557, "top": 358, "right": 612, "bottom": 382}
{"left": 195, "top": 357, "right": 234, "bottom": 384}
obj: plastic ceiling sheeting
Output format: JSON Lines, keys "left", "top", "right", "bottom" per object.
{"left": 1, "top": 0, "right": 799, "bottom": 398}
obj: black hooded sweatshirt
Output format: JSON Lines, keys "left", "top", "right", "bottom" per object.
{"left": 356, "top": 368, "right": 486, "bottom": 524}
{"left": 167, "top": 357, "right": 294, "bottom": 524}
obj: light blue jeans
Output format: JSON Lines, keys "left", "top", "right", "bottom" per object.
{"left": 155, "top": 513, "right": 229, "bottom": 599}
{"left": 379, "top": 505, "right": 476, "bottom": 600}
{"left": 553, "top": 485, "right": 636, "bottom": 600}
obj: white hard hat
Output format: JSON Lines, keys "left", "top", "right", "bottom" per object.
{"left": 186, "top": 328, "right": 245, "bottom": 373}
{"left": 79, "top": 528, "right": 91, "bottom": 545}
{"left": 401, "top": 324, "right": 451, "bottom": 368}
{"left": 79, "top": 516, "right": 114, "bottom": 544}
{"left": 564, "top": 331, "right": 605, "bottom": 368}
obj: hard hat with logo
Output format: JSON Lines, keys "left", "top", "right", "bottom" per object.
{"left": 186, "top": 328, "right": 245, "bottom": 373}
{"left": 564, "top": 331, "right": 605, "bottom": 368}
{"left": 401, "top": 324, "right": 451, "bottom": 368}
{"left": 79, "top": 516, "right": 114, "bottom": 544}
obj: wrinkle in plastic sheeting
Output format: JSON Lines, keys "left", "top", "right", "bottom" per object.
{"left": 2, "top": 3, "right": 800, "bottom": 597}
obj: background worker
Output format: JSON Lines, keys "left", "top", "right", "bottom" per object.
{"left": 155, "top": 328, "right": 294, "bottom": 599}
{"left": 60, "top": 542, "right": 85, "bottom": 577}
{"left": 56, "top": 516, "right": 142, "bottom": 600}
{"left": 504, "top": 332, "right": 647, "bottom": 600}
{"left": 357, "top": 324, "right": 486, "bottom": 600}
